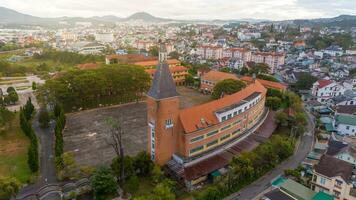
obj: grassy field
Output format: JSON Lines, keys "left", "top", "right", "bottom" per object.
{"left": 0, "top": 113, "right": 33, "bottom": 183}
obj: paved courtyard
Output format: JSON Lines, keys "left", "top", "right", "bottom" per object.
{"left": 64, "top": 102, "right": 148, "bottom": 167}
{"left": 63, "top": 87, "right": 212, "bottom": 167}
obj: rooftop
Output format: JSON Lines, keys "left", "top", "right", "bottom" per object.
{"left": 134, "top": 59, "right": 180, "bottom": 67}
{"left": 179, "top": 80, "right": 266, "bottom": 133}
{"left": 335, "top": 114, "right": 356, "bottom": 126}
{"left": 314, "top": 155, "right": 353, "bottom": 181}
{"left": 201, "top": 70, "right": 238, "bottom": 83}
{"left": 280, "top": 179, "right": 316, "bottom": 200}
{"left": 336, "top": 105, "right": 356, "bottom": 115}
{"left": 240, "top": 76, "right": 287, "bottom": 91}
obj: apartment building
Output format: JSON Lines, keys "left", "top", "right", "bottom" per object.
{"left": 251, "top": 52, "right": 285, "bottom": 73}
{"left": 222, "top": 48, "right": 252, "bottom": 62}
{"left": 196, "top": 45, "right": 223, "bottom": 60}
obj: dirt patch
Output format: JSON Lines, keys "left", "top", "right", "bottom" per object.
{"left": 0, "top": 139, "right": 27, "bottom": 155}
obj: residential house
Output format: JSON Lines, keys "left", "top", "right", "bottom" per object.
{"left": 311, "top": 80, "right": 346, "bottom": 103}
{"left": 311, "top": 155, "right": 356, "bottom": 200}
{"left": 326, "top": 140, "right": 356, "bottom": 166}
{"left": 324, "top": 45, "right": 343, "bottom": 57}
{"left": 264, "top": 179, "right": 333, "bottom": 200}
{"left": 333, "top": 105, "right": 356, "bottom": 136}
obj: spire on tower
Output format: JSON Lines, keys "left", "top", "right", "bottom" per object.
{"left": 147, "top": 42, "right": 179, "bottom": 100}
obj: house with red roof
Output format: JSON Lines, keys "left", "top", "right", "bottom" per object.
{"left": 312, "top": 79, "right": 346, "bottom": 103}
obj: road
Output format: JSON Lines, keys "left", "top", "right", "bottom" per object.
{"left": 15, "top": 113, "right": 57, "bottom": 199}
{"left": 224, "top": 111, "right": 315, "bottom": 200}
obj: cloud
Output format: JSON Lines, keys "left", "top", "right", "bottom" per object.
{"left": 1, "top": 0, "right": 355, "bottom": 20}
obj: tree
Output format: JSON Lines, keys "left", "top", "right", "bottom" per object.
{"left": 185, "top": 74, "right": 195, "bottom": 86}
{"left": 38, "top": 108, "right": 50, "bottom": 128}
{"left": 0, "top": 176, "right": 20, "bottom": 200}
{"left": 126, "top": 176, "right": 139, "bottom": 194}
{"left": 133, "top": 151, "right": 154, "bottom": 176}
{"left": 275, "top": 111, "right": 289, "bottom": 127}
{"left": 168, "top": 51, "right": 180, "bottom": 59}
{"left": 266, "top": 97, "right": 282, "bottom": 110}
{"left": 111, "top": 156, "right": 134, "bottom": 180}
{"left": 267, "top": 88, "right": 283, "bottom": 98}
{"left": 150, "top": 182, "right": 175, "bottom": 200}
{"left": 32, "top": 82, "right": 37, "bottom": 90}
{"left": 53, "top": 103, "right": 63, "bottom": 118}
{"left": 91, "top": 167, "right": 118, "bottom": 200}
{"left": 7, "top": 92, "right": 18, "bottom": 104}
{"left": 151, "top": 165, "right": 163, "bottom": 183}
{"left": 27, "top": 142, "right": 39, "bottom": 172}
{"left": 212, "top": 79, "right": 246, "bottom": 100}
{"left": 148, "top": 46, "right": 159, "bottom": 57}
{"left": 239, "top": 66, "right": 249, "bottom": 75}
{"left": 249, "top": 63, "right": 269, "bottom": 75}
{"left": 105, "top": 117, "right": 126, "bottom": 187}
{"left": 24, "top": 98, "right": 34, "bottom": 120}
{"left": 196, "top": 186, "right": 221, "bottom": 200}
{"left": 257, "top": 74, "right": 279, "bottom": 82}
{"left": 295, "top": 73, "right": 318, "bottom": 90}
{"left": 38, "top": 65, "right": 150, "bottom": 112}
{"left": 6, "top": 87, "right": 15, "bottom": 93}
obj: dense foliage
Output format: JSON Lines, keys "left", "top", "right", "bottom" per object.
{"left": 33, "top": 49, "right": 103, "bottom": 65}
{"left": 196, "top": 135, "right": 295, "bottom": 200}
{"left": 0, "top": 176, "right": 20, "bottom": 200}
{"left": 19, "top": 98, "right": 38, "bottom": 172}
{"left": 90, "top": 167, "right": 118, "bottom": 200}
{"left": 295, "top": 73, "right": 318, "bottom": 90}
{"left": 306, "top": 33, "right": 353, "bottom": 50}
{"left": 38, "top": 65, "right": 151, "bottom": 112}
{"left": 54, "top": 104, "right": 66, "bottom": 170}
{"left": 212, "top": 79, "right": 246, "bottom": 99}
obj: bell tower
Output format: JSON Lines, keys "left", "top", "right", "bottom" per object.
{"left": 147, "top": 42, "right": 180, "bottom": 166}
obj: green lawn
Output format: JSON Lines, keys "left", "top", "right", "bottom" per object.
{"left": 0, "top": 113, "right": 34, "bottom": 183}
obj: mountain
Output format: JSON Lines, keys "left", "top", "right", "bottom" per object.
{"left": 0, "top": 6, "right": 43, "bottom": 24}
{"left": 0, "top": 6, "right": 355, "bottom": 27}
{"left": 126, "top": 12, "right": 170, "bottom": 22}
{"left": 291, "top": 15, "right": 356, "bottom": 28}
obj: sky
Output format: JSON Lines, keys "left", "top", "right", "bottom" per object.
{"left": 1, "top": 0, "right": 356, "bottom": 20}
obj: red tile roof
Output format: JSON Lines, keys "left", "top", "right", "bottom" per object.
{"left": 179, "top": 80, "right": 266, "bottom": 133}
{"left": 145, "top": 66, "right": 188, "bottom": 75}
{"left": 316, "top": 79, "right": 333, "bottom": 88}
{"left": 134, "top": 59, "right": 180, "bottom": 67}
{"left": 201, "top": 71, "right": 238, "bottom": 83}
{"left": 240, "top": 76, "right": 287, "bottom": 91}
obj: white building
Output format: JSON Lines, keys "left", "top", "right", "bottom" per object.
{"left": 324, "top": 45, "right": 343, "bottom": 57}
{"left": 311, "top": 79, "right": 346, "bottom": 103}
{"left": 71, "top": 41, "right": 105, "bottom": 55}
{"left": 334, "top": 105, "right": 356, "bottom": 136}
{"left": 95, "top": 33, "right": 114, "bottom": 43}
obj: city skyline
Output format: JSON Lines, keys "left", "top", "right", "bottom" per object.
{"left": 1, "top": 0, "right": 356, "bottom": 21}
